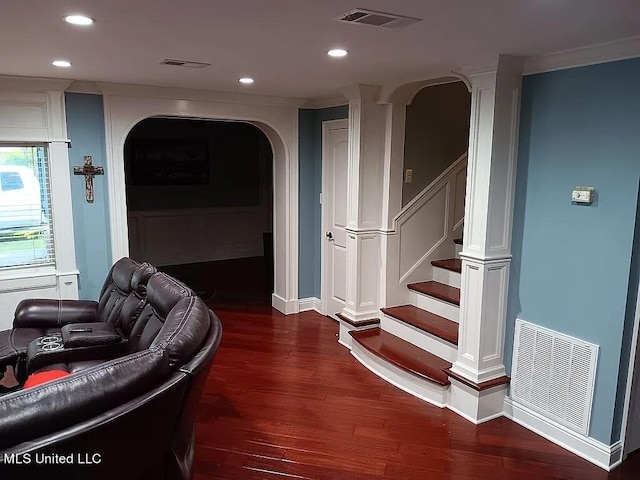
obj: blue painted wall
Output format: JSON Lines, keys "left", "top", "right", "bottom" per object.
{"left": 298, "top": 105, "right": 349, "bottom": 299}
{"left": 65, "top": 93, "right": 112, "bottom": 300}
{"left": 507, "top": 58, "right": 640, "bottom": 444}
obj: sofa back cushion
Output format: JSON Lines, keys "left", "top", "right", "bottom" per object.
{"left": 126, "top": 273, "right": 194, "bottom": 353}
{"left": 151, "top": 296, "right": 211, "bottom": 369}
{"left": 115, "top": 262, "right": 157, "bottom": 337}
{"left": 0, "top": 348, "right": 169, "bottom": 450}
{"left": 96, "top": 258, "right": 140, "bottom": 325}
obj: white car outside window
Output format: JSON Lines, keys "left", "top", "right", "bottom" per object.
{"left": 0, "top": 165, "right": 43, "bottom": 230}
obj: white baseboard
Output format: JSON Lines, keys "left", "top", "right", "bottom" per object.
{"left": 271, "top": 293, "right": 299, "bottom": 315}
{"left": 504, "top": 397, "right": 622, "bottom": 471}
{"left": 298, "top": 297, "right": 322, "bottom": 313}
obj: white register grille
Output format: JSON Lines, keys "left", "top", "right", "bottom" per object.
{"left": 512, "top": 319, "right": 599, "bottom": 435}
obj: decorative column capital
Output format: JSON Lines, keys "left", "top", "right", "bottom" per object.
{"left": 340, "top": 84, "right": 381, "bottom": 103}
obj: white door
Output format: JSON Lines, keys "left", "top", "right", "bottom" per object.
{"left": 321, "top": 119, "right": 348, "bottom": 317}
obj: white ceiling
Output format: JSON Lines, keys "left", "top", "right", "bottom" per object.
{"left": 1, "top": 0, "right": 639, "bottom": 100}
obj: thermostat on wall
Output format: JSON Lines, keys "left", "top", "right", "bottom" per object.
{"left": 571, "top": 186, "right": 595, "bottom": 204}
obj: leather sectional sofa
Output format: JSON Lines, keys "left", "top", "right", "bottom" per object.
{"left": 0, "top": 258, "right": 223, "bottom": 480}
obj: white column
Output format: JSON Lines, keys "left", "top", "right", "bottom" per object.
{"left": 339, "top": 85, "right": 386, "bottom": 323}
{"left": 452, "top": 55, "right": 523, "bottom": 384}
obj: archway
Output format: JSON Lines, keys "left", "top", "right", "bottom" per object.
{"left": 102, "top": 91, "right": 299, "bottom": 313}
{"left": 123, "top": 117, "right": 274, "bottom": 304}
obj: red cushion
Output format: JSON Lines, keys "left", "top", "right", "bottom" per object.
{"left": 23, "top": 370, "right": 70, "bottom": 388}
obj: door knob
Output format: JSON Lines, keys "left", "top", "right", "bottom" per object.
{"left": 325, "top": 231, "right": 334, "bottom": 241}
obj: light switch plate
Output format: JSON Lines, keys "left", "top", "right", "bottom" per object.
{"left": 405, "top": 169, "right": 413, "bottom": 183}
{"left": 572, "top": 186, "right": 594, "bottom": 204}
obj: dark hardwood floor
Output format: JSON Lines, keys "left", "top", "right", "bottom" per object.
{"left": 193, "top": 296, "right": 640, "bottom": 479}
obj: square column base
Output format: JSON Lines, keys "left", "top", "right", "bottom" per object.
{"left": 448, "top": 379, "right": 507, "bottom": 424}
{"left": 445, "top": 369, "right": 510, "bottom": 424}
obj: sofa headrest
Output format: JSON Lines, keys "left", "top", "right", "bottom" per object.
{"left": 111, "top": 257, "right": 141, "bottom": 293}
{"left": 147, "top": 273, "right": 194, "bottom": 319}
{"left": 131, "top": 262, "right": 157, "bottom": 295}
{"left": 151, "top": 296, "right": 210, "bottom": 369}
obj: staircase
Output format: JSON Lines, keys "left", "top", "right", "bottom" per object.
{"left": 349, "top": 237, "right": 464, "bottom": 407}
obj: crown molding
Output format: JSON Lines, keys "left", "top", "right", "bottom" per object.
{"left": 66, "top": 81, "right": 103, "bottom": 94}
{"left": 95, "top": 81, "right": 307, "bottom": 108}
{"left": 301, "top": 95, "right": 348, "bottom": 109}
{"left": 340, "top": 84, "right": 381, "bottom": 102}
{"left": 523, "top": 35, "right": 640, "bottom": 75}
{"left": 0, "top": 75, "right": 74, "bottom": 92}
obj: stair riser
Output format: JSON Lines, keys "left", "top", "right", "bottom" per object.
{"left": 455, "top": 244, "right": 462, "bottom": 257}
{"left": 381, "top": 314, "right": 458, "bottom": 363}
{"left": 350, "top": 342, "right": 449, "bottom": 408}
{"left": 433, "top": 267, "right": 461, "bottom": 289}
{"left": 410, "top": 291, "right": 459, "bottom": 323}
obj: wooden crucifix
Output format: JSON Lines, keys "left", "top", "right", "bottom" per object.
{"left": 73, "top": 155, "right": 104, "bottom": 203}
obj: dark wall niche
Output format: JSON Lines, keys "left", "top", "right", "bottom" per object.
{"left": 124, "top": 118, "right": 273, "bottom": 211}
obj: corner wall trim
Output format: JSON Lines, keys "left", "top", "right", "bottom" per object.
{"left": 503, "top": 397, "right": 622, "bottom": 471}
{"left": 299, "top": 297, "right": 322, "bottom": 313}
{"left": 272, "top": 293, "right": 299, "bottom": 315}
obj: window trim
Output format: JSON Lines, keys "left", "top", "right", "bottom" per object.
{"left": 0, "top": 82, "right": 79, "bottom": 302}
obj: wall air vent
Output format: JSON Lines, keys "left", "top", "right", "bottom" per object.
{"left": 334, "top": 8, "right": 422, "bottom": 29}
{"left": 160, "top": 59, "right": 211, "bottom": 69}
{"left": 512, "top": 319, "right": 599, "bottom": 435}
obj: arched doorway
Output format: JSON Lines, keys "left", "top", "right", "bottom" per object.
{"left": 102, "top": 91, "right": 299, "bottom": 313}
{"left": 124, "top": 117, "right": 274, "bottom": 305}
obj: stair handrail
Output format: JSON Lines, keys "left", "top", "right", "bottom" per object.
{"left": 389, "top": 151, "right": 468, "bottom": 234}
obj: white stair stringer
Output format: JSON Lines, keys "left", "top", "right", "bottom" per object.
{"left": 350, "top": 341, "right": 450, "bottom": 408}
{"left": 410, "top": 290, "right": 459, "bottom": 323}
{"left": 380, "top": 313, "right": 458, "bottom": 363}
{"left": 432, "top": 266, "right": 461, "bottom": 289}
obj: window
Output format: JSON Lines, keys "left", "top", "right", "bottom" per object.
{"left": 0, "top": 145, "right": 55, "bottom": 268}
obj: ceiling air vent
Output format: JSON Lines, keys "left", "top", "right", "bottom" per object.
{"left": 334, "top": 8, "right": 421, "bottom": 28}
{"left": 160, "top": 59, "right": 211, "bottom": 69}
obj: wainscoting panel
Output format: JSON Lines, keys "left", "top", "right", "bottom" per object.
{"left": 128, "top": 207, "right": 269, "bottom": 266}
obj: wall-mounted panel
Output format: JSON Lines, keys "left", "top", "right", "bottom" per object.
{"left": 399, "top": 186, "right": 447, "bottom": 278}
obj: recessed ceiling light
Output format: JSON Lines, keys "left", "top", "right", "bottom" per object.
{"left": 239, "top": 77, "right": 254, "bottom": 84}
{"left": 64, "top": 15, "right": 95, "bottom": 26}
{"left": 52, "top": 60, "right": 72, "bottom": 68}
{"left": 328, "top": 48, "right": 348, "bottom": 58}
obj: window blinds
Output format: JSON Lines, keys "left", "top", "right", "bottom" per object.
{"left": 0, "top": 145, "right": 55, "bottom": 268}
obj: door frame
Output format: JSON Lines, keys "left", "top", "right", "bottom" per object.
{"left": 620, "top": 277, "right": 640, "bottom": 458}
{"left": 101, "top": 86, "right": 300, "bottom": 314}
{"left": 321, "top": 118, "right": 348, "bottom": 316}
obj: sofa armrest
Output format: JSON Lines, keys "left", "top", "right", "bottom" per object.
{"left": 25, "top": 334, "right": 126, "bottom": 375}
{"left": 61, "top": 323, "right": 122, "bottom": 348}
{"left": 13, "top": 299, "right": 99, "bottom": 329}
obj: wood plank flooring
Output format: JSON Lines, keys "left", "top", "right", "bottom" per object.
{"left": 194, "top": 302, "right": 640, "bottom": 480}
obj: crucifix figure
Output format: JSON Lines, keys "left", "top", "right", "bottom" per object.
{"left": 73, "top": 155, "right": 104, "bottom": 203}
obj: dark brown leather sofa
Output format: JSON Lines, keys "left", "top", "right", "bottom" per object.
{"left": 0, "top": 259, "right": 222, "bottom": 480}
{"left": 0, "top": 257, "right": 157, "bottom": 383}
